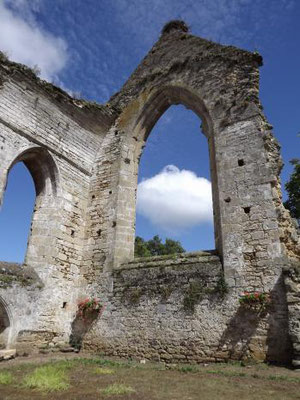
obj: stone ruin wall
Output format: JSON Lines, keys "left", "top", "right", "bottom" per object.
{"left": 0, "top": 23, "right": 299, "bottom": 365}
{"left": 0, "top": 54, "right": 114, "bottom": 349}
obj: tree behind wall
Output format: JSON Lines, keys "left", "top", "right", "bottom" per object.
{"left": 135, "top": 235, "right": 185, "bottom": 257}
{"left": 284, "top": 159, "right": 300, "bottom": 224}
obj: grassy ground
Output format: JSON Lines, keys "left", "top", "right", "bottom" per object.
{"left": 0, "top": 355, "right": 299, "bottom": 399}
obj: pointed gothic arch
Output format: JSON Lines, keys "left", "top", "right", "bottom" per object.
{"left": 7, "top": 146, "right": 59, "bottom": 198}
{"left": 1, "top": 147, "right": 59, "bottom": 266}
{"left": 110, "top": 85, "right": 223, "bottom": 267}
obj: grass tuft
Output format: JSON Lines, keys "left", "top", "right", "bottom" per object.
{"left": 0, "top": 371, "right": 13, "bottom": 385}
{"left": 93, "top": 367, "right": 115, "bottom": 375}
{"left": 22, "top": 364, "right": 70, "bottom": 392}
{"left": 102, "top": 383, "right": 135, "bottom": 396}
{"left": 178, "top": 365, "right": 199, "bottom": 373}
{"left": 206, "top": 369, "right": 246, "bottom": 378}
{"left": 75, "top": 357, "right": 130, "bottom": 368}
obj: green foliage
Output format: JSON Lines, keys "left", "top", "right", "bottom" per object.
{"left": 215, "top": 275, "right": 229, "bottom": 298}
{"left": 183, "top": 282, "right": 206, "bottom": 312}
{"left": 160, "top": 284, "right": 173, "bottom": 301}
{"left": 135, "top": 235, "right": 185, "bottom": 257}
{"left": 178, "top": 365, "right": 199, "bottom": 373}
{"left": 0, "top": 371, "right": 13, "bottom": 385}
{"left": 22, "top": 364, "right": 70, "bottom": 392}
{"left": 93, "top": 367, "right": 115, "bottom": 375}
{"left": 284, "top": 158, "right": 300, "bottom": 222}
{"left": 183, "top": 276, "right": 228, "bottom": 312}
{"left": 239, "top": 291, "right": 270, "bottom": 312}
{"left": 75, "top": 357, "right": 131, "bottom": 368}
{"left": 0, "top": 274, "right": 14, "bottom": 288}
{"left": 127, "top": 287, "right": 143, "bottom": 305}
{"left": 134, "top": 236, "right": 152, "bottom": 257}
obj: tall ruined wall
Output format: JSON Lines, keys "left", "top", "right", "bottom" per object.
{"left": 83, "top": 23, "right": 299, "bottom": 364}
{"left": 0, "top": 53, "right": 114, "bottom": 349}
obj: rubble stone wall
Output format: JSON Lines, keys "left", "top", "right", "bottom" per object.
{"left": 83, "top": 253, "right": 291, "bottom": 364}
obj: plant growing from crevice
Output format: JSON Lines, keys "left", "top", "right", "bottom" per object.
{"left": 183, "top": 282, "right": 206, "bottom": 312}
{"left": 160, "top": 285, "right": 173, "bottom": 301}
{"left": 77, "top": 298, "right": 104, "bottom": 319}
{"left": 126, "top": 288, "right": 143, "bottom": 305}
{"left": 239, "top": 291, "right": 270, "bottom": 313}
{"left": 215, "top": 275, "right": 229, "bottom": 298}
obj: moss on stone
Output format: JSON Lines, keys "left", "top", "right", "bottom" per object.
{"left": 0, "top": 262, "right": 43, "bottom": 289}
{"left": 0, "top": 274, "right": 14, "bottom": 288}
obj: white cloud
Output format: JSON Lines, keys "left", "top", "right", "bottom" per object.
{"left": 0, "top": 1, "right": 68, "bottom": 81}
{"left": 137, "top": 165, "right": 213, "bottom": 233}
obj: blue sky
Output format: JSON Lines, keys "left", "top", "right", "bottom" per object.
{"left": 0, "top": 0, "right": 299, "bottom": 261}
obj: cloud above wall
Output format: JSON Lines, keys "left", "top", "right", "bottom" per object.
{"left": 137, "top": 165, "right": 213, "bottom": 233}
{"left": 0, "top": 1, "right": 68, "bottom": 81}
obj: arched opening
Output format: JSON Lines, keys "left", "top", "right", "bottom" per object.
{"left": 112, "top": 86, "right": 222, "bottom": 267}
{"left": 0, "top": 163, "right": 35, "bottom": 262}
{"left": 0, "top": 147, "right": 58, "bottom": 263}
{"left": 135, "top": 104, "right": 215, "bottom": 254}
{"left": 0, "top": 299, "right": 10, "bottom": 349}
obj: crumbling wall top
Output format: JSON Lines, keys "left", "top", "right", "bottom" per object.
{"left": 0, "top": 51, "right": 117, "bottom": 134}
{"left": 108, "top": 20, "right": 263, "bottom": 114}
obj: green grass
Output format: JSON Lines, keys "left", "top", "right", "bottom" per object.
{"left": 267, "top": 374, "right": 300, "bottom": 383}
{"left": 0, "top": 371, "right": 13, "bottom": 385}
{"left": 206, "top": 369, "right": 246, "bottom": 377}
{"left": 93, "top": 367, "right": 115, "bottom": 375}
{"left": 75, "top": 357, "right": 131, "bottom": 368}
{"left": 22, "top": 363, "right": 70, "bottom": 392}
{"left": 1, "top": 357, "right": 300, "bottom": 400}
{"left": 178, "top": 365, "right": 199, "bottom": 373}
{"left": 101, "top": 383, "right": 136, "bottom": 396}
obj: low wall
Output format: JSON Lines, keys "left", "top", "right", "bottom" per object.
{"left": 0, "top": 261, "right": 83, "bottom": 354}
{"left": 82, "top": 252, "right": 291, "bottom": 363}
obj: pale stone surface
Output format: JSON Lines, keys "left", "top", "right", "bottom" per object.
{"left": 0, "top": 349, "right": 16, "bottom": 361}
{"left": 283, "top": 261, "right": 300, "bottom": 368}
{"left": 0, "top": 22, "right": 299, "bottom": 364}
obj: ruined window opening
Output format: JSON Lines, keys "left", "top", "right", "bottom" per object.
{"left": 135, "top": 105, "right": 215, "bottom": 254}
{"left": 0, "top": 162, "right": 35, "bottom": 263}
{"left": 0, "top": 147, "right": 58, "bottom": 264}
